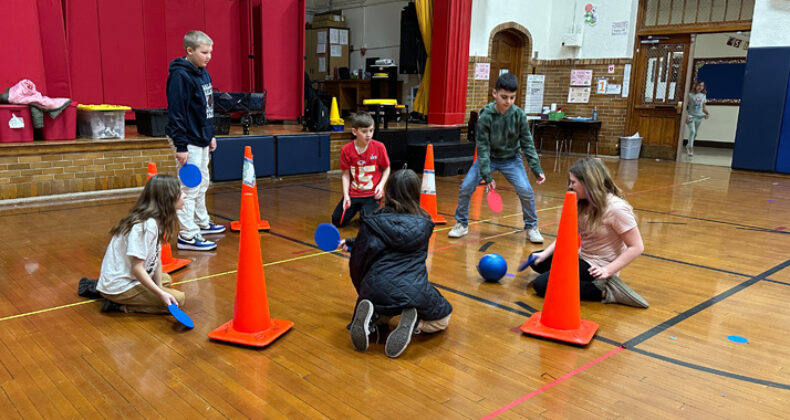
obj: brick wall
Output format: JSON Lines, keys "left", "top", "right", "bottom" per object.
{"left": 466, "top": 57, "right": 633, "bottom": 156}
{"left": 0, "top": 140, "right": 176, "bottom": 200}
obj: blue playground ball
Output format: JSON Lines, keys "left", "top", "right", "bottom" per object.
{"left": 477, "top": 253, "right": 508, "bottom": 282}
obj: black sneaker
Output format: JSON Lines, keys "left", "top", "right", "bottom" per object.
{"left": 100, "top": 299, "right": 123, "bottom": 313}
{"left": 385, "top": 307, "right": 418, "bottom": 358}
{"left": 78, "top": 277, "right": 101, "bottom": 298}
{"left": 350, "top": 299, "right": 375, "bottom": 352}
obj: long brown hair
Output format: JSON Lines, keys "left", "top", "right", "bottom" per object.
{"left": 109, "top": 174, "right": 181, "bottom": 242}
{"left": 381, "top": 169, "right": 430, "bottom": 218}
{"left": 569, "top": 158, "right": 624, "bottom": 231}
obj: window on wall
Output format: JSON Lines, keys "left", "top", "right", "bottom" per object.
{"left": 641, "top": 43, "right": 685, "bottom": 105}
{"left": 642, "top": 0, "right": 754, "bottom": 28}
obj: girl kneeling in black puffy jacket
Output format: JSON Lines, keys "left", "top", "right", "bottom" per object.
{"left": 340, "top": 169, "right": 453, "bottom": 358}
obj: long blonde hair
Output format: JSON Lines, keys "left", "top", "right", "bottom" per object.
{"left": 109, "top": 174, "right": 181, "bottom": 242}
{"left": 569, "top": 158, "right": 624, "bottom": 231}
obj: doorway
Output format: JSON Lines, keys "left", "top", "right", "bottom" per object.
{"left": 489, "top": 30, "right": 525, "bottom": 106}
{"left": 627, "top": 34, "right": 690, "bottom": 160}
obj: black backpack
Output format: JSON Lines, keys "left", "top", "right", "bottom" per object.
{"left": 303, "top": 73, "right": 331, "bottom": 132}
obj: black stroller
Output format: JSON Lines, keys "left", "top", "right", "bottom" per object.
{"left": 213, "top": 90, "right": 268, "bottom": 127}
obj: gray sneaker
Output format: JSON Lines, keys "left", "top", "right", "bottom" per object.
{"left": 448, "top": 223, "right": 468, "bottom": 238}
{"left": 350, "top": 299, "right": 375, "bottom": 352}
{"left": 526, "top": 226, "right": 544, "bottom": 243}
{"left": 385, "top": 307, "right": 418, "bottom": 358}
{"left": 594, "top": 275, "right": 649, "bottom": 308}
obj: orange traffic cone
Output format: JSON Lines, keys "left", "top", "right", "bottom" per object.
{"left": 419, "top": 144, "right": 447, "bottom": 224}
{"left": 146, "top": 162, "right": 158, "bottom": 181}
{"left": 520, "top": 191, "right": 598, "bottom": 345}
{"left": 208, "top": 181, "right": 293, "bottom": 347}
{"left": 230, "top": 146, "right": 270, "bottom": 232}
{"left": 147, "top": 162, "right": 190, "bottom": 273}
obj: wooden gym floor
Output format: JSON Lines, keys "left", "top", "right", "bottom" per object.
{"left": 0, "top": 154, "right": 788, "bottom": 418}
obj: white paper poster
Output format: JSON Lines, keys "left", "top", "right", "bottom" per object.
{"left": 568, "top": 87, "right": 591, "bottom": 103}
{"left": 316, "top": 43, "right": 326, "bottom": 54}
{"left": 525, "top": 74, "right": 545, "bottom": 113}
{"left": 606, "top": 84, "right": 622, "bottom": 95}
{"left": 622, "top": 64, "right": 631, "bottom": 98}
{"left": 474, "top": 63, "right": 490, "bottom": 80}
{"left": 329, "top": 28, "right": 339, "bottom": 44}
{"left": 330, "top": 45, "right": 343, "bottom": 57}
{"left": 570, "top": 69, "right": 593, "bottom": 86}
{"left": 318, "top": 57, "right": 326, "bottom": 72}
{"left": 339, "top": 30, "right": 348, "bottom": 45}
{"left": 611, "top": 21, "right": 628, "bottom": 35}
{"left": 317, "top": 32, "right": 327, "bottom": 44}
{"left": 596, "top": 79, "right": 608, "bottom": 94}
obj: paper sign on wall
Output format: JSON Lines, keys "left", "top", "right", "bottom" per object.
{"left": 330, "top": 45, "right": 343, "bottom": 57}
{"left": 570, "top": 69, "right": 593, "bottom": 86}
{"left": 474, "top": 63, "right": 490, "bottom": 80}
{"left": 318, "top": 57, "right": 326, "bottom": 72}
{"left": 339, "top": 30, "right": 348, "bottom": 45}
{"left": 622, "top": 64, "right": 631, "bottom": 97}
{"left": 606, "top": 84, "right": 622, "bottom": 95}
{"left": 596, "top": 79, "right": 608, "bottom": 94}
{"left": 317, "top": 32, "right": 327, "bottom": 44}
{"left": 317, "top": 43, "right": 326, "bottom": 54}
{"left": 329, "top": 28, "right": 339, "bottom": 44}
{"left": 612, "top": 21, "right": 628, "bottom": 35}
{"left": 568, "top": 87, "right": 591, "bottom": 103}
{"left": 525, "top": 74, "right": 545, "bottom": 113}
{"left": 608, "top": 64, "right": 615, "bottom": 73}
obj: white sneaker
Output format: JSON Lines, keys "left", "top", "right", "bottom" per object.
{"left": 527, "top": 226, "right": 544, "bottom": 243}
{"left": 448, "top": 223, "right": 468, "bottom": 238}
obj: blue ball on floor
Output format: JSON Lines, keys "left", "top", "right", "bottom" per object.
{"left": 477, "top": 253, "right": 508, "bottom": 282}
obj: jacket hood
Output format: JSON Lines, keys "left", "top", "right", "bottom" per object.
{"left": 362, "top": 212, "right": 434, "bottom": 252}
{"left": 169, "top": 57, "right": 203, "bottom": 76}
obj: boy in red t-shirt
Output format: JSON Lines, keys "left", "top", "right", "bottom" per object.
{"left": 332, "top": 113, "right": 391, "bottom": 227}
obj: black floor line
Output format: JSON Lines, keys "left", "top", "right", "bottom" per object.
{"left": 762, "top": 278, "right": 790, "bottom": 287}
{"left": 640, "top": 253, "right": 751, "bottom": 278}
{"left": 634, "top": 207, "right": 789, "bottom": 234}
{"left": 478, "top": 241, "right": 495, "bottom": 252}
{"left": 624, "top": 259, "right": 790, "bottom": 349}
{"left": 214, "top": 208, "right": 789, "bottom": 389}
{"left": 628, "top": 347, "right": 790, "bottom": 390}
{"left": 431, "top": 283, "right": 532, "bottom": 318}
{"left": 736, "top": 227, "right": 790, "bottom": 235}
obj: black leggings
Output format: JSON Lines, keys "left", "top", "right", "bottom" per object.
{"left": 331, "top": 196, "right": 380, "bottom": 227}
{"left": 529, "top": 251, "right": 603, "bottom": 301}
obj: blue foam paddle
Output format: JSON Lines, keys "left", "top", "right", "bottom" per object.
{"left": 518, "top": 254, "right": 538, "bottom": 272}
{"left": 168, "top": 304, "right": 194, "bottom": 328}
{"left": 315, "top": 223, "right": 342, "bottom": 252}
{"left": 179, "top": 163, "right": 202, "bottom": 188}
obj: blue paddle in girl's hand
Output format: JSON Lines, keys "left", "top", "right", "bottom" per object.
{"left": 168, "top": 304, "right": 194, "bottom": 329}
{"left": 179, "top": 163, "right": 202, "bottom": 188}
{"left": 518, "top": 253, "right": 538, "bottom": 272}
{"left": 315, "top": 223, "right": 342, "bottom": 252}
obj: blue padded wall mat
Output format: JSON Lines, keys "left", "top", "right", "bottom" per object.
{"left": 276, "top": 134, "right": 330, "bottom": 176}
{"left": 211, "top": 136, "right": 275, "bottom": 181}
{"left": 777, "top": 74, "right": 790, "bottom": 174}
{"left": 732, "top": 47, "right": 790, "bottom": 171}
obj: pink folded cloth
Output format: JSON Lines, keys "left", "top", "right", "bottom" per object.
{"left": 8, "top": 79, "right": 70, "bottom": 110}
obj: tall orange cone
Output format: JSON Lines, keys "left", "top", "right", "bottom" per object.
{"left": 520, "top": 191, "right": 598, "bottom": 345}
{"left": 147, "top": 162, "right": 190, "bottom": 273}
{"left": 419, "top": 144, "right": 446, "bottom": 224}
{"left": 230, "top": 146, "right": 270, "bottom": 231}
{"left": 208, "top": 167, "right": 293, "bottom": 347}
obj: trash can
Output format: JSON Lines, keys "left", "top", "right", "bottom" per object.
{"left": 619, "top": 136, "right": 642, "bottom": 159}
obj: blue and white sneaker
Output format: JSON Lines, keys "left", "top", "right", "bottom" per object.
{"left": 177, "top": 234, "right": 217, "bottom": 251}
{"left": 200, "top": 222, "right": 226, "bottom": 235}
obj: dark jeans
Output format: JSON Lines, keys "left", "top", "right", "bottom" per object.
{"left": 331, "top": 196, "right": 380, "bottom": 227}
{"left": 529, "top": 251, "right": 603, "bottom": 301}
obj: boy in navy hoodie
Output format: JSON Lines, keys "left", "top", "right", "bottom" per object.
{"left": 166, "top": 30, "right": 224, "bottom": 251}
